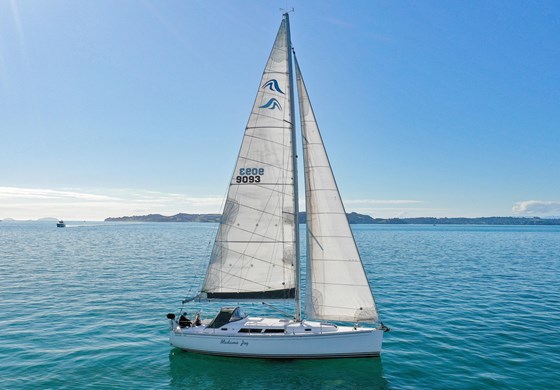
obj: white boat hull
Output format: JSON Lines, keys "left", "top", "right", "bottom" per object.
{"left": 169, "top": 323, "right": 383, "bottom": 359}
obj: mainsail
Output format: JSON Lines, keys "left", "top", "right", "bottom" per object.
{"left": 201, "top": 16, "right": 298, "bottom": 300}
{"left": 295, "top": 57, "right": 379, "bottom": 323}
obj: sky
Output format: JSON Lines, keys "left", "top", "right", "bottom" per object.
{"left": 1, "top": 0, "right": 559, "bottom": 221}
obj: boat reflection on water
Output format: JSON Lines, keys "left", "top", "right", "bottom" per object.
{"left": 168, "top": 349, "right": 390, "bottom": 389}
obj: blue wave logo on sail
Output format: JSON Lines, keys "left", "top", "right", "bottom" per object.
{"left": 261, "top": 79, "right": 285, "bottom": 94}
{"left": 259, "top": 98, "right": 282, "bottom": 111}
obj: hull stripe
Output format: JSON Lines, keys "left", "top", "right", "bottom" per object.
{"left": 174, "top": 347, "right": 380, "bottom": 359}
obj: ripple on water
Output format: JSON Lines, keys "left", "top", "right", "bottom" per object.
{"left": 1, "top": 223, "right": 559, "bottom": 389}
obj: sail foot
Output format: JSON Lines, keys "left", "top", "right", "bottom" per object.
{"left": 204, "top": 288, "right": 296, "bottom": 300}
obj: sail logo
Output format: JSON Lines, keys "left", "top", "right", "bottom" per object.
{"left": 261, "top": 79, "right": 285, "bottom": 94}
{"left": 259, "top": 98, "right": 282, "bottom": 111}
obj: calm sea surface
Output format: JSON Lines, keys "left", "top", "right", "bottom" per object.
{"left": 1, "top": 222, "right": 559, "bottom": 389}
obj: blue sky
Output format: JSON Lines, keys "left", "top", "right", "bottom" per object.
{"left": 1, "top": 0, "right": 559, "bottom": 220}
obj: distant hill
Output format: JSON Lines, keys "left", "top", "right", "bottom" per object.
{"left": 105, "top": 213, "right": 560, "bottom": 225}
{"left": 105, "top": 212, "right": 374, "bottom": 224}
{"left": 298, "top": 211, "right": 376, "bottom": 224}
{"left": 371, "top": 216, "right": 560, "bottom": 225}
{"left": 105, "top": 213, "right": 221, "bottom": 223}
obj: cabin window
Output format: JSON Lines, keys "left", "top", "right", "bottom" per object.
{"left": 263, "top": 329, "right": 285, "bottom": 334}
{"left": 231, "top": 307, "right": 247, "bottom": 321}
{"left": 238, "top": 328, "right": 263, "bottom": 333}
{"left": 305, "top": 329, "right": 312, "bottom": 331}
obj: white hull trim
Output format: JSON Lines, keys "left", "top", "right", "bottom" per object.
{"left": 169, "top": 329, "right": 384, "bottom": 359}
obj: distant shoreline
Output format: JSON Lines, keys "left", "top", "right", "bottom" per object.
{"left": 104, "top": 212, "right": 560, "bottom": 225}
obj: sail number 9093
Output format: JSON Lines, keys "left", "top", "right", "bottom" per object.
{"left": 236, "top": 168, "right": 264, "bottom": 184}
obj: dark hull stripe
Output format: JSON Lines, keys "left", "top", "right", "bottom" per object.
{"left": 174, "top": 347, "right": 380, "bottom": 359}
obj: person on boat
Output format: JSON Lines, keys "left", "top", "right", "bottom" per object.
{"left": 194, "top": 313, "right": 202, "bottom": 326}
{"left": 178, "top": 312, "right": 192, "bottom": 328}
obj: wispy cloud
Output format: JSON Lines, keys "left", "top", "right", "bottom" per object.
{"left": 318, "top": 16, "right": 355, "bottom": 29}
{"left": 0, "top": 187, "right": 116, "bottom": 201}
{"left": 345, "top": 199, "right": 423, "bottom": 205}
{"left": 512, "top": 200, "right": 560, "bottom": 216}
{"left": 0, "top": 187, "right": 223, "bottom": 221}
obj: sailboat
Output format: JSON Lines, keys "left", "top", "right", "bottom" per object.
{"left": 167, "top": 13, "right": 388, "bottom": 359}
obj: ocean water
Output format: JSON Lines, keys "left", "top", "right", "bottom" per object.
{"left": 1, "top": 222, "right": 559, "bottom": 389}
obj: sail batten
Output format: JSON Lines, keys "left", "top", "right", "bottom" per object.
{"left": 295, "top": 56, "right": 379, "bottom": 323}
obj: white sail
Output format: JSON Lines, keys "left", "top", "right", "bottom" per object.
{"left": 295, "top": 57, "right": 378, "bottom": 322}
{"left": 169, "top": 15, "right": 386, "bottom": 360}
{"left": 201, "top": 17, "right": 297, "bottom": 300}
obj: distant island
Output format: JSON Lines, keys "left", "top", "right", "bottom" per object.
{"left": 105, "top": 212, "right": 560, "bottom": 225}
{"left": 105, "top": 213, "right": 222, "bottom": 223}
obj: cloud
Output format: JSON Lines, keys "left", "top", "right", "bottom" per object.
{"left": 0, "top": 187, "right": 116, "bottom": 201}
{"left": 318, "top": 16, "right": 355, "bottom": 29}
{"left": 512, "top": 200, "right": 560, "bottom": 216}
{"left": 344, "top": 199, "right": 422, "bottom": 205}
{"left": 0, "top": 186, "right": 223, "bottom": 221}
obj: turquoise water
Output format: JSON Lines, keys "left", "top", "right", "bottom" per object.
{"left": 1, "top": 222, "right": 559, "bottom": 389}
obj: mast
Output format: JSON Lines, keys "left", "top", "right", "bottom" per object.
{"left": 284, "top": 12, "right": 301, "bottom": 321}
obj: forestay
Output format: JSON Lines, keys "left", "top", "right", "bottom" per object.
{"left": 201, "top": 18, "right": 297, "bottom": 300}
{"left": 295, "top": 57, "right": 379, "bottom": 322}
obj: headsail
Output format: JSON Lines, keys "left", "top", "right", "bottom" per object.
{"left": 295, "top": 56, "right": 379, "bottom": 322}
{"left": 201, "top": 16, "right": 297, "bottom": 300}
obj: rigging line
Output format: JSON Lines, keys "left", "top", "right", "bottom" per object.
{"left": 219, "top": 244, "right": 288, "bottom": 265}
{"left": 310, "top": 281, "right": 370, "bottom": 287}
{"left": 315, "top": 303, "right": 376, "bottom": 311}
{"left": 305, "top": 258, "right": 361, "bottom": 262}
{"left": 305, "top": 165, "right": 335, "bottom": 169}
{"left": 225, "top": 205, "right": 293, "bottom": 288}
{"left": 216, "top": 240, "right": 294, "bottom": 243}
{"left": 209, "top": 265, "right": 290, "bottom": 289}
{"left": 215, "top": 249, "right": 294, "bottom": 269}
{"left": 243, "top": 133, "right": 293, "bottom": 149}
{"left": 246, "top": 125, "right": 290, "bottom": 129}
{"left": 241, "top": 170, "right": 291, "bottom": 291}
{"left": 230, "top": 195, "right": 290, "bottom": 218}
{"left": 263, "top": 70, "right": 289, "bottom": 75}
{"left": 229, "top": 195, "right": 282, "bottom": 212}
{"left": 251, "top": 112, "right": 287, "bottom": 123}
{"left": 216, "top": 251, "right": 293, "bottom": 269}
{"left": 261, "top": 302, "right": 294, "bottom": 318}
{"left": 309, "top": 237, "right": 356, "bottom": 241}
{"left": 305, "top": 212, "right": 347, "bottom": 215}
{"left": 237, "top": 155, "right": 290, "bottom": 170}
{"left": 219, "top": 211, "right": 282, "bottom": 232}
{"left": 231, "top": 182, "right": 294, "bottom": 188}
{"left": 308, "top": 229, "right": 324, "bottom": 251}
{"left": 307, "top": 193, "right": 342, "bottom": 197}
